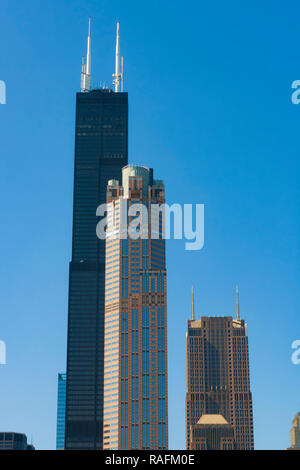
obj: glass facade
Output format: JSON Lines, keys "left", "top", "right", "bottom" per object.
{"left": 56, "top": 372, "right": 66, "bottom": 450}
{"left": 65, "top": 89, "right": 128, "bottom": 449}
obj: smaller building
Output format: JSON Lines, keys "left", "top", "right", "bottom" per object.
{"left": 0, "top": 433, "right": 35, "bottom": 450}
{"left": 287, "top": 412, "right": 300, "bottom": 450}
{"left": 56, "top": 372, "right": 67, "bottom": 450}
{"left": 185, "top": 287, "right": 254, "bottom": 450}
{"left": 190, "top": 414, "right": 235, "bottom": 450}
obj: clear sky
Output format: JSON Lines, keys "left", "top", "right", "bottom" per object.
{"left": 0, "top": 0, "right": 299, "bottom": 450}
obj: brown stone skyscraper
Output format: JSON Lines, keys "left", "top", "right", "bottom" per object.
{"left": 185, "top": 287, "right": 254, "bottom": 450}
{"left": 287, "top": 412, "right": 300, "bottom": 450}
{"left": 102, "top": 165, "right": 168, "bottom": 450}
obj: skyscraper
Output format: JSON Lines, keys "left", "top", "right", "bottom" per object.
{"left": 185, "top": 287, "right": 254, "bottom": 450}
{"left": 287, "top": 412, "right": 300, "bottom": 450}
{"left": 102, "top": 165, "right": 168, "bottom": 449}
{"left": 56, "top": 373, "right": 66, "bottom": 450}
{"left": 0, "top": 433, "right": 35, "bottom": 450}
{"left": 189, "top": 414, "right": 235, "bottom": 450}
{"left": 65, "top": 20, "right": 128, "bottom": 449}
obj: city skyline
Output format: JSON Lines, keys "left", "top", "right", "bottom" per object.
{"left": 0, "top": 0, "right": 299, "bottom": 450}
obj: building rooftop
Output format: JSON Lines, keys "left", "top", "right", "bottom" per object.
{"left": 188, "top": 316, "right": 244, "bottom": 329}
{"left": 197, "top": 414, "right": 229, "bottom": 425}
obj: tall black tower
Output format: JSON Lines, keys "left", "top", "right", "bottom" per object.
{"left": 65, "top": 21, "right": 128, "bottom": 449}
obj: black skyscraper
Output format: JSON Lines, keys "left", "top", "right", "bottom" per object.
{"left": 65, "top": 21, "right": 128, "bottom": 449}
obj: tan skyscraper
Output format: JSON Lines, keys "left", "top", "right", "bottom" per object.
{"left": 287, "top": 412, "right": 300, "bottom": 450}
{"left": 185, "top": 287, "right": 254, "bottom": 450}
{"left": 102, "top": 165, "right": 168, "bottom": 450}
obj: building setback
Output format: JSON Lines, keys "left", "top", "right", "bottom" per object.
{"left": 65, "top": 21, "right": 128, "bottom": 449}
{"left": 185, "top": 288, "right": 254, "bottom": 450}
{"left": 190, "top": 414, "right": 235, "bottom": 450}
{"left": 103, "top": 165, "right": 168, "bottom": 449}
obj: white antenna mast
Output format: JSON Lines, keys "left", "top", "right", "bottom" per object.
{"left": 236, "top": 284, "right": 240, "bottom": 321}
{"left": 121, "top": 56, "right": 124, "bottom": 92}
{"left": 112, "top": 21, "right": 123, "bottom": 92}
{"left": 80, "top": 56, "right": 85, "bottom": 91}
{"left": 81, "top": 17, "right": 91, "bottom": 92}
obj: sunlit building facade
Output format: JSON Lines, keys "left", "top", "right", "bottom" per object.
{"left": 287, "top": 412, "right": 300, "bottom": 450}
{"left": 103, "top": 165, "right": 168, "bottom": 449}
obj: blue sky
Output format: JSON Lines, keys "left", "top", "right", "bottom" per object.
{"left": 0, "top": 0, "right": 300, "bottom": 450}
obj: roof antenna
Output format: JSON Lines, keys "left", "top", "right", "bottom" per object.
{"left": 113, "top": 21, "right": 123, "bottom": 92}
{"left": 81, "top": 56, "right": 85, "bottom": 88}
{"left": 121, "top": 56, "right": 124, "bottom": 92}
{"left": 191, "top": 286, "right": 195, "bottom": 320}
{"left": 236, "top": 285, "right": 240, "bottom": 321}
{"left": 81, "top": 17, "right": 91, "bottom": 92}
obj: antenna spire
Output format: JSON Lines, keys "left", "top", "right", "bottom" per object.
{"left": 121, "top": 56, "right": 124, "bottom": 92}
{"left": 81, "top": 17, "right": 92, "bottom": 92}
{"left": 236, "top": 285, "right": 240, "bottom": 321}
{"left": 113, "top": 21, "right": 123, "bottom": 92}
{"left": 191, "top": 286, "right": 195, "bottom": 320}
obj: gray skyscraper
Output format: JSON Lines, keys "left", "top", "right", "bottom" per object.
{"left": 65, "top": 20, "right": 128, "bottom": 449}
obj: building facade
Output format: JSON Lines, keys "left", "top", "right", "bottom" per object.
{"left": 0, "top": 433, "right": 35, "bottom": 450}
{"left": 102, "top": 165, "right": 168, "bottom": 449}
{"left": 185, "top": 290, "right": 254, "bottom": 450}
{"left": 190, "top": 414, "right": 235, "bottom": 450}
{"left": 287, "top": 412, "right": 300, "bottom": 450}
{"left": 65, "top": 87, "right": 128, "bottom": 449}
{"left": 56, "top": 372, "right": 67, "bottom": 450}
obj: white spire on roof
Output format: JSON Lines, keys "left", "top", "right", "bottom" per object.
{"left": 112, "top": 22, "right": 123, "bottom": 92}
{"left": 81, "top": 17, "right": 92, "bottom": 92}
